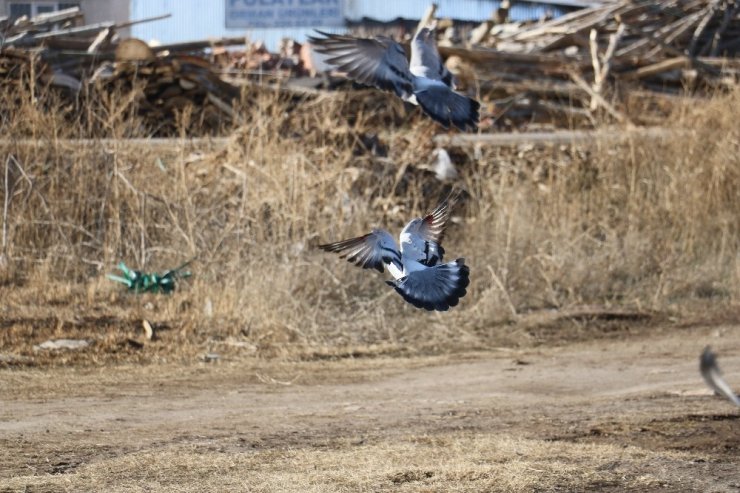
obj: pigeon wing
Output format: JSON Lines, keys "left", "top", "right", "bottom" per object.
{"left": 700, "top": 347, "right": 740, "bottom": 406}
{"left": 409, "top": 28, "right": 457, "bottom": 88}
{"left": 309, "top": 31, "right": 414, "bottom": 99}
{"left": 412, "top": 195, "right": 456, "bottom": 245}
{"left": 400, "top": 195, "right": 458, "bottom": 264}
{"left": 319, "top": 229, "right": 400, "bottom": 273}
{"left": 387, "top": 259, "right": 470, "bottom": 311}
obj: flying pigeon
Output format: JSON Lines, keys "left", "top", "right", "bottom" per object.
{"left": 700, "top": 346, "right": 740, "bottom": 407}
{"left": 308, "top": 27, "right": 480, "bottom": 131}
{"left": 319, "top": 196, "right": 470, "bottom": 311}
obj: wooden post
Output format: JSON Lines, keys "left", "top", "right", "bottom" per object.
{"left": 590, "top": 23, "right": 625, "bottom": 110}
{"left": 416, "top": 3, "right": 438, "bottom": 34}
{"left": 572, "top": 71, "right": 632, "bottom": 126}
{"left": 589, "top": 29, "right": 601, "bottom": 80}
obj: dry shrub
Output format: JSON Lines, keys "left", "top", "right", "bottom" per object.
{"left": 0, "top": 83, "right": 738, "bottom": 357}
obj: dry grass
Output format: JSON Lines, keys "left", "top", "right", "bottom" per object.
{"left": 0, "top": 432, "right": 720, "bottom": 492}
{"left": 0, "top": 82, "right": 738, "bottom": 362}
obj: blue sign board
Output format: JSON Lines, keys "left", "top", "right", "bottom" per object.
{"left": 226, "top": 0, "right": 344, "bottom": 28}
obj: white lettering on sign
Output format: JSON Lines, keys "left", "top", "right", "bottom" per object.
{"left": 226, "top": 0, "right": 343, "bottom": 28}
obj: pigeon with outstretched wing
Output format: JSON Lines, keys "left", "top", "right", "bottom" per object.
{"left": 320, "top": 196, "right": 470, "bottom": 311}
{"left": 308, "top": 27, "right": 479, "bottom": 131}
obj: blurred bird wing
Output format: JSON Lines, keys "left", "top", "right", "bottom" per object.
{"left": 309, "top": 31, "right": 413, "bottom": 98}
{"left": 700, "top": 347, "right": 740, "bottom": 406}
{"left": 400, "top": 195, "right": 455, "bottom": 252}
{"left": 319, "top": 229, "right": 400, "bottom": 273}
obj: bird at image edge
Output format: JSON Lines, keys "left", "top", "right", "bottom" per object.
{"left": 309, "top": 27, "right": 480, "bottom": 132}
{"left": 319, "top": 195, "right": 470, "bottom": 311}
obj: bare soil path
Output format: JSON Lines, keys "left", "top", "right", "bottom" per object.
{"left": 1, "top": 322, "right": 739, "bottom": 492}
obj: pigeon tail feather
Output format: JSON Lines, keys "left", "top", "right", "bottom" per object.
{"left": 414, "top": 82, "right": 480, "bottom": 131}
{"left": 386, "top": 258, "right": 470, "bottom": 311}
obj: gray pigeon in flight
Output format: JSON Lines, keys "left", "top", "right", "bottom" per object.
{"left": 700, "top": 346, "right": 740, "bottom": 407}
{"left": 319, "top": 196, "right": 470, "bottom": 311}
{"left": 308, "top": 27, "right": 480, "bottom": 131}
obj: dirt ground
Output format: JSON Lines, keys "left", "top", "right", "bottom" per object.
{"left": 1, "top": 315, "right": 739, "bottom": 492}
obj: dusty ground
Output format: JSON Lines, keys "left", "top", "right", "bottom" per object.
{"left": 1, "top": 315, "right": 739, "bottom": 492}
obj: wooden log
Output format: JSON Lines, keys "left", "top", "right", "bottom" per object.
{"left": 87, "top": 27, "right": 113, "bottom": 54}
{"left": 438, "top": 46, "right": 578, "bottom": 72}
{"left": 618, "top": 57, "right": 691, "bottom": 80}
{"left": 616, "top": 10, "right": 705, "bottom": 59}
{"left": 708, "top": 2, "right": 738, "bottom": 56}
{"left": 537, "top": 31, "right": 590, "bottom": 52}
{"left": 207, "top": 92, "right": 239, "bottom": 121}
{"left": 47, "top": 72, "right": 82, "bottom": 92}
{"left": 591, "top": 23, "right": 625, "bottom": 110}
{"left": 25, "top": 21, "right": 115, "bottom": 41}
{"left": 433, "top": 127, "right": 681, "bottom": 147}
{"left": 532, "top": 99, "right": 595, "bottom": 124}
{"left": 506, "top": 4, "right": 615, "bottom": 41}
{"left": 115, "top": 13, "right": 172, "bottom": 30}
{"left": 469, "top": 20, "right": 494, "bottom": 46}
{"left": 416, "top": 3, "right": 438, "bottom": 34}
{"left": 618, "top": 23, "right": 687, "bottom": 61}
{"left": 643, "top": 7, "right": 709, "bottom": 59}
{"left": 115, "top": 38, "right": 155, "bottom": 62}
{"left": 589, "top": 29, "right": 601, "bottom": 78}
{"left": 151, "top": 36, "right": 247, "bottom": 54}
{"left": 24, "top": 6, "right": 83, "bottom": 29}
{"left": 688, "top": 0, "right": 722, "bottom": 55}
{"left": 46, "top": 36, "right": 105, "bottom": 51}
{"left": 571, "top": 71, "right": 632, "bottom": 125}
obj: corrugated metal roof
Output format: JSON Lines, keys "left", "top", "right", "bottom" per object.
{"left": 130, "top": 0, "right": 573, "bottom": 50}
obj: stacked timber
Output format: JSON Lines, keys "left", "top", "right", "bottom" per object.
{"left": 442, "top": 0, "right": 740, "bottom": 125}
{"left": 0, "top": 7, "right": 245, "bottom": 134}
{"left": 2, "top": 1, "right": 738, "bottom": 132}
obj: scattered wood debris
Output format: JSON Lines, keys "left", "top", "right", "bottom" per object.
{"left": 34, "top": 339, "right": 90, "bottom": 351}
{"left": 442, "top": 0, "right": 739, "bottom": 127}
{"left": 1, "top": 1, "right": 738, "bottom": 134}
{"left": 1, "top": 6, "right": 244, "bottom": 135}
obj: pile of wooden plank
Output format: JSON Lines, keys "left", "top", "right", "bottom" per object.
{"left": 1, "top": 7, "right": 245, "bottom": 135}
{"left": 442, "top": 0, "right": 739, "bottom": 126}
{"left": 2, "top": 1, "right": 738, "bottom": 133}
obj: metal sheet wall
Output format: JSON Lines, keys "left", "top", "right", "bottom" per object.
{"left": 345, "top": 0, "right": 566, "bottom": 21}
{"left": 131, "top": 0, "right": 569, "bottom": 50}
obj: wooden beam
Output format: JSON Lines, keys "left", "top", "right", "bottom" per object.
{"left": 618, "top": 57, "right": 691, "bottom": 80}
{"left": 151, "top": 36, "right": 247, "bottom": 53}
{"left": 115, "top": 13, "right": 173, "bottom": 30}
{"left": 433, "top": 127, "right": 681, "bottom": 147}
{"left": 571, "top": 71, "right": 632, "bottom": 125}
{"left": 416, "top": 3, "right": 438, "bottom": 34}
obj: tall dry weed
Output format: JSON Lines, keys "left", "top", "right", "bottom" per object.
{"left": 0, "top": 82, "right": 738, "bottom": 354}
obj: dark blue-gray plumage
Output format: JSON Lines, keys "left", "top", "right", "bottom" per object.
{"left": 320, "top": 197, "right": 470, "bottom": 311}
{"left": 309, "top": 28, "right": 480, "bottom": 131}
